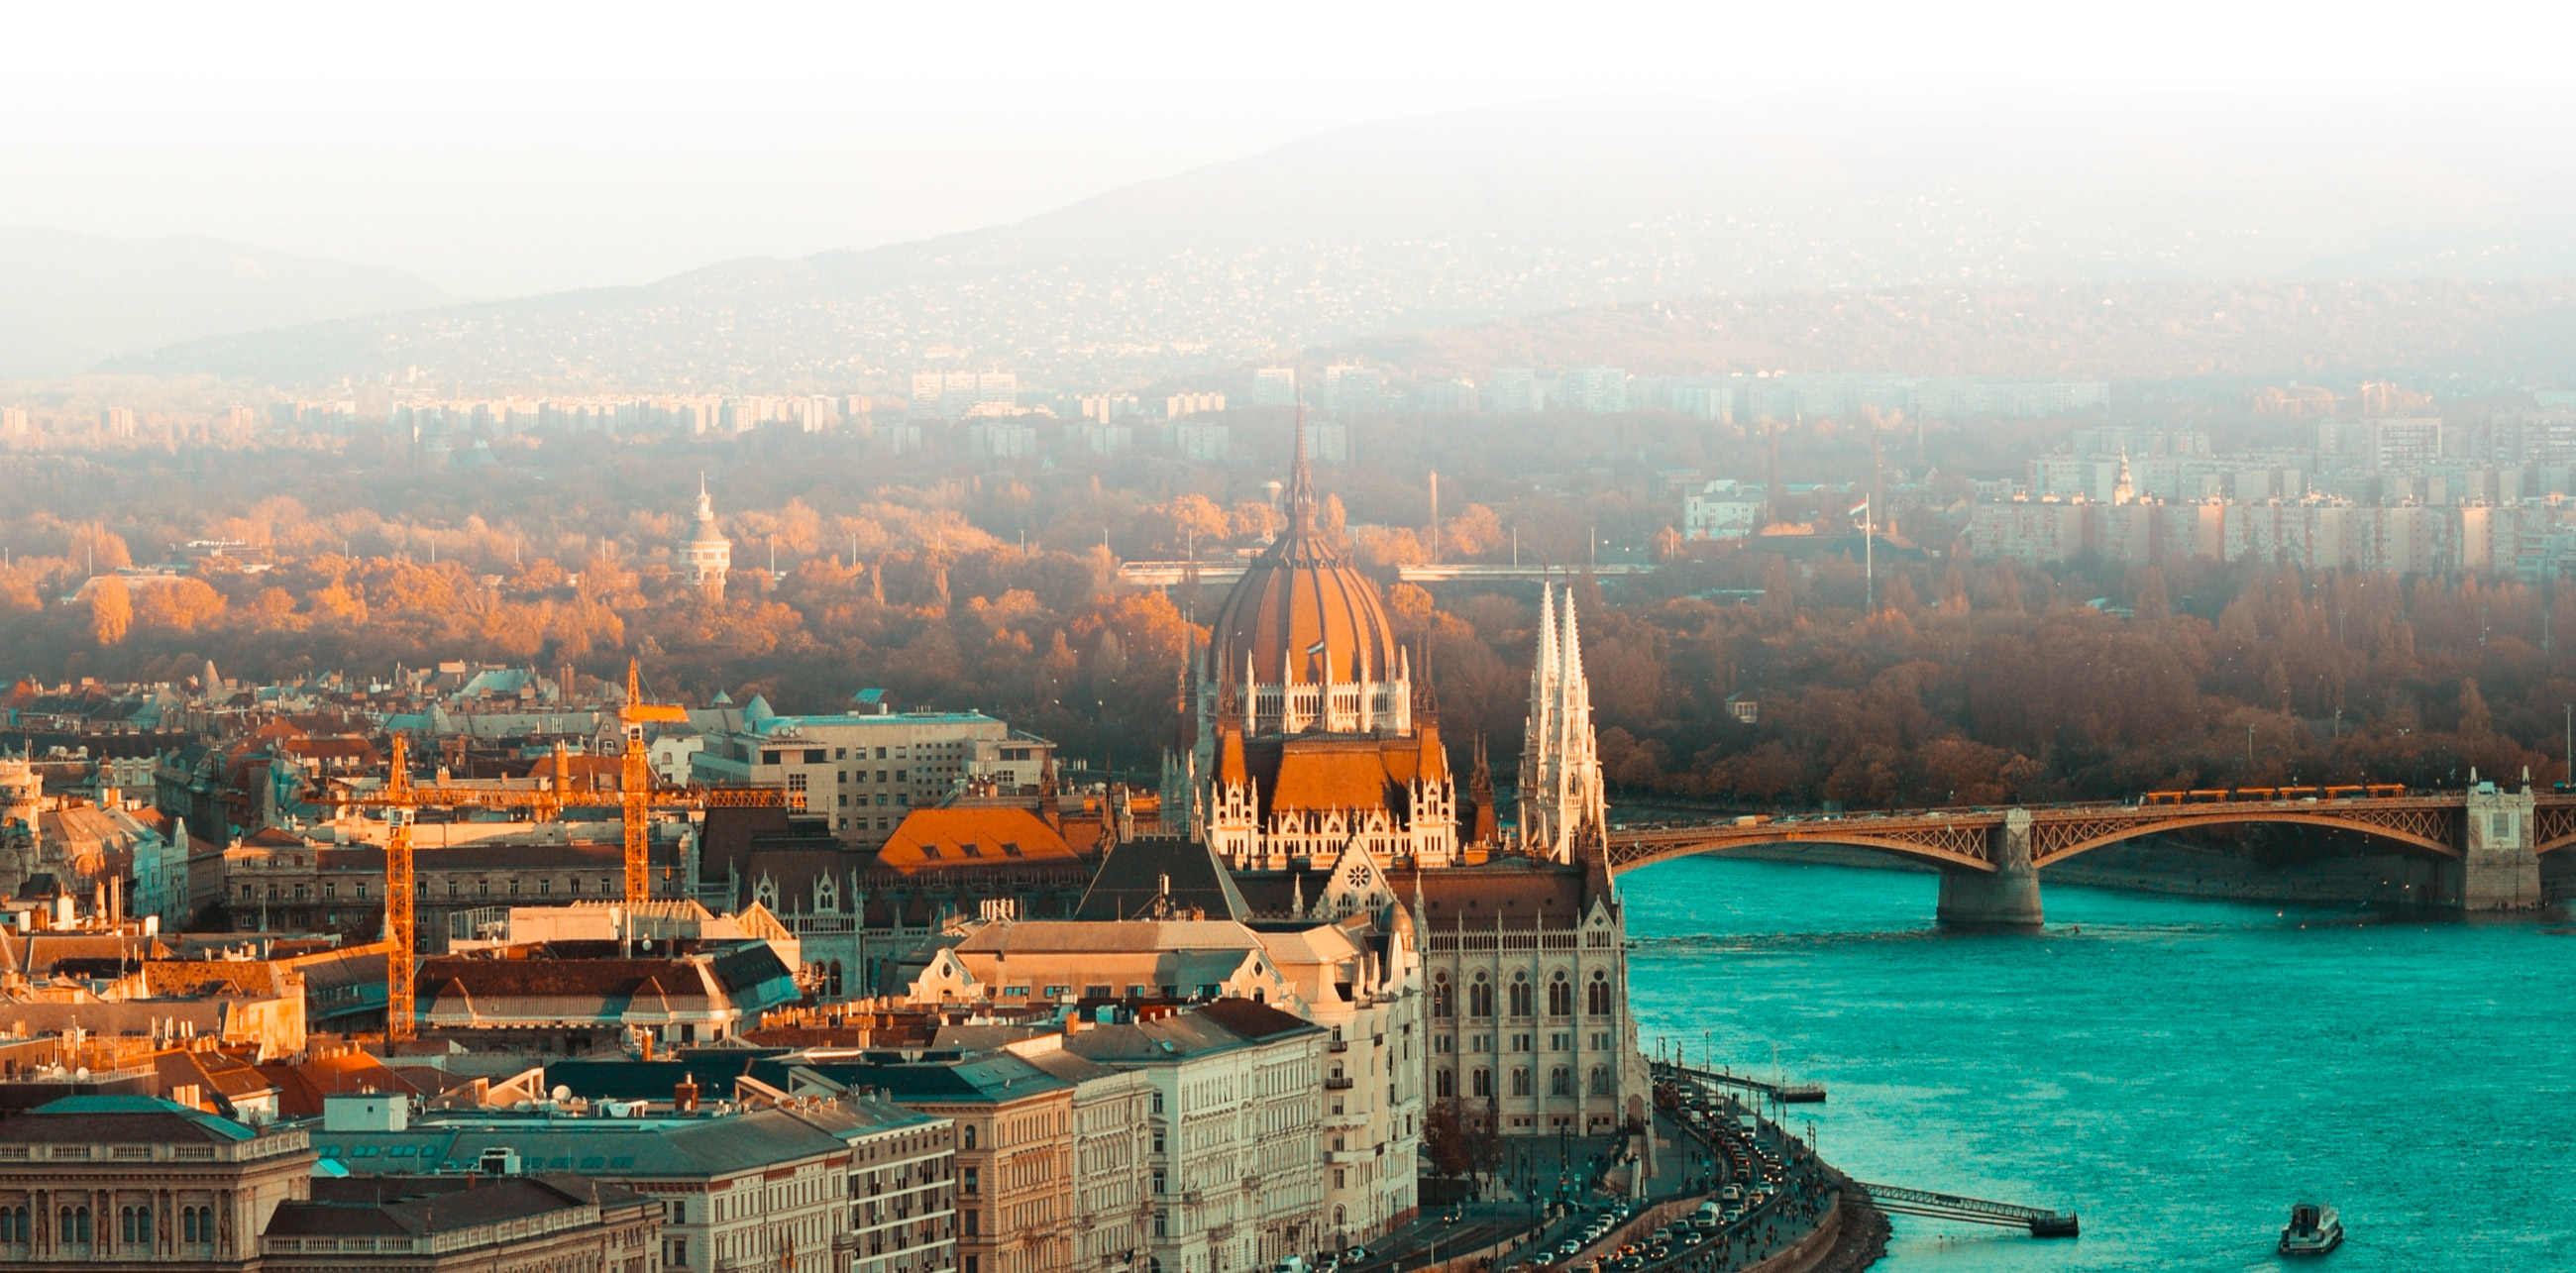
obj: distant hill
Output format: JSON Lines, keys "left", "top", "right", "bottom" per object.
{"left": 103, "top": 95, "right": 2576, "bottom": 389}
{"left": 1336, "top": 277, "right": 2576, "bottom": 384}
{"left": 0, "top": 228, "right": 448, "bottom": 377}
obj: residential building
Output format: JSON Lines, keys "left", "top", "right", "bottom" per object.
{"left": 1177, "top": 421, "right": 1231, "bottom": 465}
{"left": 926, "top": 834, "right": 1426, "bottom": 1246}
{"left": 1007, "top": 1044, "right": 1152, "bottom": 1273}
{"left": 1060, "top": 1000, "right": 1327, "bottom": 1273}
{"left": 1485, "top": 370, "right": 1541, "bottom": 415}
{"left": 1681, "top": 480, "right": 1766, "bottom": 541}
{"left": 260, "top": 1175, "right": 663, "bottom": 1272}
{"left": 1322, "top": 367, "right": 1381, "bottom": 417}
{"left": 413, "top": 937, "right": 800, "bottom": 1053}
{"left": 970, "top": 421, "right": 1039, "bottom": 460}
{"left": 1559, "top": 368, "right": 1628, "bottom": 414}
{"left": 316, "top": 1097, "right": 868, "bottom": 1273}
{"left": 687, "top": 707, "right": 1053, "bottom": 843}
{"left": 1075, "top": 423, "right": 1134, "bottom": 457}
{"left": 1251, "top": 370, "right": 1297, "bottom": 406}
{"left": 542, "top": 1068, "right": 960, "bottom": 1273}
{"left": 835, "top": 1055, "right": 1076, "bottom": 1273}
{"left": 914, "top": 372, "right": 1019, "bottom": 420}
{"left": 1412, "top": 379, "right": 1476, "bottom": 414}
{"left": 217, "top": 828, "right": 692, "bottom": 950}
{"left": 1166, "top": 392, "right": 1226, "bottom": 419}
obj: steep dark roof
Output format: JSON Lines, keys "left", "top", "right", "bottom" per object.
{"left": 271, "top": 1174, "right": 652, "bottom": 1237}
{"left": 1386, "top": 859, "right": 1603, "bottom": 926}
{"left": 778, "top": 1053, "right": 1067, "bottom": 1106}
{"left": 1191, "top": 996, "right": 1319, "bottom": 1041}
{"left": 1075, "top": 834, "right": 1249, "bottom": 922}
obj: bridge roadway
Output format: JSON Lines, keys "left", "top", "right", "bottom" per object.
{"left": 1607, "top": 786, "right": 2563, "bottom": 925}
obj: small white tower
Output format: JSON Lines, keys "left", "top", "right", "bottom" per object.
{"left": 684, "top": 477, "right": 731, "bottom": 597}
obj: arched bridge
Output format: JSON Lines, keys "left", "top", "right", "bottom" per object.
{"left": 1608, "top": 787, "right": 2566, "bottom": 923}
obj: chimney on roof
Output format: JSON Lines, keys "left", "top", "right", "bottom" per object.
{"left": 675, "top": 1076, "right": 699, "bottom": 1113}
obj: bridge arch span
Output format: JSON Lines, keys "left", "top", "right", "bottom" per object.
{"left": 2027, "top": 805, "right": 2462, "bottom": 869}
{"left": 1611, "top": 823, "right": 1999, "bottom": 877}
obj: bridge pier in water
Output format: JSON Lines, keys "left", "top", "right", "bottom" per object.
{"left": 2453, "top": 785, "right": 2543, "bottom": 910}
{"left": 1938, "top": 808, "right": 2045, "bottom": 928}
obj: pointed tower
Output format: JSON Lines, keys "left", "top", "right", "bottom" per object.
{"left": 1519, "top": 583, "right": 1608, "bottom": 863}
{"left": 1467, "top": 733, "right": 1498, "bottom": 846}
{"left": 683, "top": 476, "right": 732, "bottom": 598}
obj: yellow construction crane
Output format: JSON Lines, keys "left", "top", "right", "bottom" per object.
{"left": 353, "top": 661, "right": 786, "bottom": 1041}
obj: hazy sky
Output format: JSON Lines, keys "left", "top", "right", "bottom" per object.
{"left": 4, "top": 1, "right": 2566, "bottom": 299}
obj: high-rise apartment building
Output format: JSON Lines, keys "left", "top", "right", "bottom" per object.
{"left": 1560, "top": 367, "right": 1629, "bottom": 414}
{"left": 1252, "top": 368, "right": 1297, "bottom": 406}
{"left": 914, "top": 372, "right": 1020, "bottom": 419}
{"left": 1486, "top": 369, "right": 1542, "bottom": 414}
{"left": 1323, "top": 366, "right": 1382, "bottom": 416}
{"left": 1167, "top": 391, "right": 1226, "bottom": 419}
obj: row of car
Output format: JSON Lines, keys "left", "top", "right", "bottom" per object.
{"left": 1271, "top": 1244, "right": 1369, "bottom": 1273}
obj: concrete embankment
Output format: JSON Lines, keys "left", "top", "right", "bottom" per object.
{"left": 1802, "top": 1171, "right": 1889, "bottom": 1273}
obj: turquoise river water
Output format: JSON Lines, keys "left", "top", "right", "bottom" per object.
{"left": 1620, "top": 856, "right": 2576, "bottom": 1272}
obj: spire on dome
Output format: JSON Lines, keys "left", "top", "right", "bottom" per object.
{"left": 1289, "top": 398, "right": 1319, "bottom": 537}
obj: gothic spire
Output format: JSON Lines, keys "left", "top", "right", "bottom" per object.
{"left": 1290, "top": 398, "right": 1319, "bottom": 537}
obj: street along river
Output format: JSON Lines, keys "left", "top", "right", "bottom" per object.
{"left": 1621, "top": 855, "right": 2576, "bottom": 1271}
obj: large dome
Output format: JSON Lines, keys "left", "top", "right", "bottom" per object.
{"left": 1208, "top": 412, "right": 1400, "bottom": 687}
{"left": 1209, "top": 528, "right": 1400, "bottom": 686}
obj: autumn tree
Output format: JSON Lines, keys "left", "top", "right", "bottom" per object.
{"left": 86, "top": 576, "right": 132, "bottom": 646}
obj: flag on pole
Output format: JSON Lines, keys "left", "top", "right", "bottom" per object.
{"left": 1848, "top": 498, "right": 1870, "bottom": 518}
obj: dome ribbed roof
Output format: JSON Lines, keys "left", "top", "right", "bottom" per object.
{"left": 1209, "top": 530, "right": 1398, "bottom": 686}
{"left": 1207, "top": 409, "right": 1398, "bottom": 686}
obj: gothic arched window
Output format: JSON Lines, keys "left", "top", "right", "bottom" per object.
{"left": 1432, "top": 972, "right": 1454, "bottom": 1018}
{"left": 1550, "top": 1066, "right": 1572, "bottom": 1096}
{"left": 1548, "top": 972, "right": 1572, "bottom": 1016}
{"left": 1469, "top": 974, "right": 1493, "bottom": 1018}
{"left": 1587, "top": 971, "right": 1612, "bottom": 1017}
{"left": 1508, "top": 972, "right": 1533, "bottom": 1017}
{"left": 1510, "top": 1067, "right": 1532, "bottom": 1097}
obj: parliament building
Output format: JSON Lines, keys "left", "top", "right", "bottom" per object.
{"left": 1174, "top": 417, "right": 1648, "bottom": 1138}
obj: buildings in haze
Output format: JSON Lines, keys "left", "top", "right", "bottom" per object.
{"left": 682, "top": 479, "right": 731, "bottom": 597}
{"left": 1682, "top": 479, "right": 1767, "bottom": 541}
{"left": 688, "top": 705, "right": 1054, "bottom": 842}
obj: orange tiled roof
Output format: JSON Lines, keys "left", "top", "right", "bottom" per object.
{"left": 1269, "top": 742, "right": 1401, "bottom": 811}
{"left": 1218, "top": 726, "right": 1248, "bottom": 786}
{"left": 875, "top": 805, "right": 1077, "bottom": 873}
{"left": 1261, "top": 730, "right": 1450, "bottom": 812}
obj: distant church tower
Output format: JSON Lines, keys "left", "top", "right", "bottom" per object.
{"left": 1519, "top": 583, "right": 1607, "bottom": 863}
{"left": 684, "top": 477, "right": 731, "bottom": 597}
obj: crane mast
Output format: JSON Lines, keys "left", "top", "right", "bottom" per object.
{"left": 354, "top": 661, "right": 782, "bottom": 1041}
